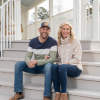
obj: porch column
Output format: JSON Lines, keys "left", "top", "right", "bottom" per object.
{"left": 81, "top": 0, "right": 87, "bottom": 39}
{"left": 92, "top": 0, "right": 99, "bottom": 40}
{"left": 49, "top": 0, "right": 53, "bottom": 37}
{"left": 73, "top": 0, "right": 81, "bottom": 39}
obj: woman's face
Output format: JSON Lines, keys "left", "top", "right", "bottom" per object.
{"left": 61, "top": 25, "right": 71, "bottom": 39}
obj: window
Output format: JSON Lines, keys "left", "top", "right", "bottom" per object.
{"left": 29, "top": 8, "right": 35, "bottom": 25}
{"left": 38, "top": 0, "right": 49, "bottom": 21}
{"left": 53, "top": 0, "right": 73, "bottom": 16}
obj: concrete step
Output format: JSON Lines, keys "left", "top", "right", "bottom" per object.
{"left": 0, "top": 68, "right": 100, "bottom": 91}
{"left": 10, "top": 40, "right": 100, "bottom": 50}
{"left": 81, "top": 40, "right": 100, "bottom": 50}
{"left": 2, "top": 49, "right": 27, "bottom": 58}
{"left": 11, "top": 40, "right": 29, "bottom": 49}
{"left": 0, "top": 68, "right": 44, "bottom": 84}
{"left": 0, "top": 80, "right": 100, "bottom": 100}
{"left": 82, "top": 61, "right": 100, "bottom": 75}
{"left": 3, "top": 49, "right": 100, "bottom": 62}
{"left": 82, "top": 50, "right": 100, "bottom": 62}
{"left": 0, "top": 57, "right": 24, "bottom": 69}
{"left": 0, "top": 57, "right": 100, "bottom": 76}
{"left": 0, "top": 94, "right": 34, "bottom": 100}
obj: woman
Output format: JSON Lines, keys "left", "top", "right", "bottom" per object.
{"left": 45, "top": 22, "right": 83, "bottom": 100}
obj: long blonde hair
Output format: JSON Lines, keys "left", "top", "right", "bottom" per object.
{"left": 57, "top": 22, "right": 75, "bottom": 45}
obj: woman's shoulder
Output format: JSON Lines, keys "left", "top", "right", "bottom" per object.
{"left": 73, "top": 37, "right": 80, "bottom": 44}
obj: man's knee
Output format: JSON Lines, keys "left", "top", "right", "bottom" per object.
{"left": 15, "top": 61, "right": 26, "bottom": 71}
{"left": 44, "top": 63, "right": 53, "bottom": 71}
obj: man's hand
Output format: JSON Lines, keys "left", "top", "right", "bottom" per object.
{"left": 44, "top": 55, "right": 50, "bottom": 60}
{"left": 28, "top": 59, "right": 37, "bottom": 68}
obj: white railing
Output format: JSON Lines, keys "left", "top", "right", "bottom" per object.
{"left": 82, "top": 0, "right": 100, "bottom": 40}
{"left": 0, "top": 0, "right": 21, "bottom": 57}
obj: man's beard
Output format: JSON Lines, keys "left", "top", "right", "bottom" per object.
{"left": 40, "top": 32, "right": 48, "bottom": 39}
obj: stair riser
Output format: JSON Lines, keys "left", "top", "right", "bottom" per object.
{"left": 0, "top": 72, "right": 44, "bottom": 84}
{"left": 52, "top": 93, "right": 100, "bottom": 100}
{"left": 2, "top": 51, "right": 26, "bottom": 58}
{"left": 11, "top": 42, "right": 29, "bottom": 49}
{"left": 0, "top": 86, "right": 99, "bottom": 100}
{"left": 0, "top": 86, "right": 43, "bottom": 99}
{"left": 0, "top": 71, "right": 100, "bottom": 91}
{"left": 82, "top": 65, "right": 100, "bottom": 75}
{"left": 82, "top": 52, "right": 100, "bottom": 62}
{"left": 68, "top": 78, "right": 100, "bottom": 91}
{"left": 0, "top": 60, "right": 17, "bottom": 69}
{"left": 81, "top": 41, "right": 100, "bottom": 50}
{"left": 0, "top": 72, "right": 32, "bottom": 83}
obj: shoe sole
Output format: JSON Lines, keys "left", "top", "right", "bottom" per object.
{"left": 17, "top": 96, "right": 24, "bottom": 100}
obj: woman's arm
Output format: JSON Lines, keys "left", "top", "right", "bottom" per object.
{"left": 69, "top": 39, "right": 82, "bottom": 64}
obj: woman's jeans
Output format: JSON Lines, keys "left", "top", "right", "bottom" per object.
{"left": 52, "top": 64, "right": 82, "bottom": 93}
{"left": 14, "top": 61, "right": 53, "bottom": 97}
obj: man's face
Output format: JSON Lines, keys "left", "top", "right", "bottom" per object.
{"left": 38, "top": 27, "right": 51, "bottom": 39}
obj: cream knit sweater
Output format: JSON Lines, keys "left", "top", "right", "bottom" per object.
{"left": 58, "top": 35, "right": 83, "bottom": 71}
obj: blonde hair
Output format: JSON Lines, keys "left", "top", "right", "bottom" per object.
{"left": 57, "top": 22, "right": 75, "bottom": 45}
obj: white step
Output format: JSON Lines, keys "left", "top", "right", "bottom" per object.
{"left": 0, "top": 80, "right": 100, "bottom": 100}
{"left": 11, "top": 40, "right": 29, "bottom": 49}
{"left": 0, "top": 68, "right": 100, "bottom": 91}
{"left": 2, "top": 49, "right": 27, "bottom": 58}
{"left": 0, "top": 68, "right": 44, "bottom": 84}
{"left": 0, "top": 57, "right": 100, "bottom": 76}
{"left": 81, "top": 40, "right": 100, "bottom": 50}
{"left": 82, "top": 61, "right": 100, "bottom": 75}
{"left": 82, "top": 50, "right": 100, "bottom": 62}
{"left": 0, "top": 57, "right": 24, "bottom": 69}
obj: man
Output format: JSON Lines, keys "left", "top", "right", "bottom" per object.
{"left": 9, "top": 22, "right": 57, "bottom": 100}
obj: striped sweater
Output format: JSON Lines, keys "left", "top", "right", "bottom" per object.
{"left": 24, "top": 36, "right": 57, "bottom": 66}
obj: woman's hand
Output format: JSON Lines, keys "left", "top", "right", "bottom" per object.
{"left": 44, "top": 55, "right": 50, "bottom": 60}
{"left": 64, "top": 62, "right": 70, "bottom": 64}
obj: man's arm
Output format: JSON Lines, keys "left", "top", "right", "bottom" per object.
{"left": 37, "top": 50, "right": 57, "bottom": 66}
{"left": 24, "top": 51, "right": 33, "bottom": 65}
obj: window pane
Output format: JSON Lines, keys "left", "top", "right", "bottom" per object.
{"left": 29, "top": 8, "right": 35, "bottom": 25}
{"left": 87, "top": 0, "right": 93, "bottom": 4}
{"left": 38, "top": 0, "right": 49, "bottom": 21}
{"left": 53, "top": 0, "right": 73, "bottom": 16}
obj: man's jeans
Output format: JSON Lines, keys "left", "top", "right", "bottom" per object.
{"left": 14, "top": 61, "right": 53, "bottom": 97}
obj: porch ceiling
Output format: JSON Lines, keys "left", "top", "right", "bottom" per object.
{"left": 21, "top": 0, "right": 35, "bottom": 7}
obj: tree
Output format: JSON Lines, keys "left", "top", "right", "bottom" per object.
{"left": 31, "top": 7, "right": 49, "bottom": 21}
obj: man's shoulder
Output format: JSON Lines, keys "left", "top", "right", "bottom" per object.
{"left": 30, "top": 37, "right": 38, "bottom": 42}
{"left": 49, "top": 36, "right": 57, "bottom": 44}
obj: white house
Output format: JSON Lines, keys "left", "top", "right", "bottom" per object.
{"left": 0, "top": 0, "right": 100, "bottom": 100}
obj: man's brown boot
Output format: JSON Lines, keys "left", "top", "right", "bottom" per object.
{"left": 9, "top": 92, "right": 24, "bottom": 100}
{"left": 60, "top": 93, "right": 68, "bottom": 100}
{"left": 54, "top": 93, "right": 61, "bottom": 100}
{"left": 43, "top": 96, "right": 50, "bottom": 100}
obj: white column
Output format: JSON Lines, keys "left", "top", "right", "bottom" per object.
{"left": 73, "top": 0, "right": 81, "bottom": 39}
{"left": 16, "top": 0, "right": 21, "bottom": 40}
{"left": 81, "top": 0, "right": 87, "bottom": 39}
{"left": 93, "top": 0, "right": 99, "bottom": 40}
{"left": 49, "top": 0, "right": 53, "bottom": 37}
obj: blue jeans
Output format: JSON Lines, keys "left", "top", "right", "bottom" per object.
{"left": 52, "top": 64, "right": 82, "bottom": 93}
{"left": 14, "top": 61, "right": 53, "bottom": 97}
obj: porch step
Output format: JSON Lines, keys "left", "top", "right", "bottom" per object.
{"left": 0, "top": 57, "right": 100, "bottom": 76}
{"left": 11, "top": 40, "right": 29, "bottom": 49}
{"left": 82, "top": 50, "right": 100, "bottom": 62}
{"left": 0, "top": 80, "right": 100, "bottom": 100}
{"left": 81, "top": 40, "right": 100, "bottom": 50}
{"left": 0, "top": 68, "right": 100, "bottom": 91}
{"left": 2, "top": 49, "right": 100, "bottom": 62}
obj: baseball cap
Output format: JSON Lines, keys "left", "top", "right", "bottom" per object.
{"left": 40, "top": 22, "right": 51, "bottom": 29}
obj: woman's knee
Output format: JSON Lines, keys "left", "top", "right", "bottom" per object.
{"left": 52, "top": 64, "right": 58, "bottom": 73}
